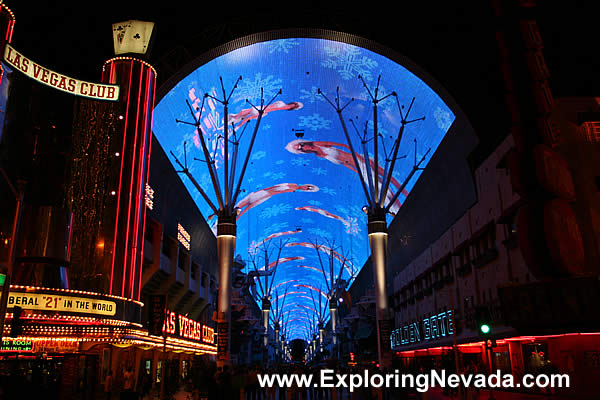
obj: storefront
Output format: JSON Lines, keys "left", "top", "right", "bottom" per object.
{"left": 392, "top": 327, "right": 600, "bottom": 397}
{"left": 0, "top": 285, "right": 217, "bottom": 398}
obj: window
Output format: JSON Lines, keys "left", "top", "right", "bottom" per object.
{"left": 460, "top": 247, "right": 470, "bottom": 267}
{"left": 144, "top": 215, "right": 154, "bottom": 243}
{"left": 178, "top": 252, "right": 188, "bottom": 271}
{"left": 472, "top": 225, "right": 499, "bottom": 269}
{"left": 162, "top": 237, "right": 172, "bottom": 257}
{"left": 191, "top": 263, "right": 199, "bottom": 280}
{"left": 456, "top": 247, "right": 472, "bottom": 276}
{"left": 582, "top": 121, "right": 600, "bottom": 143}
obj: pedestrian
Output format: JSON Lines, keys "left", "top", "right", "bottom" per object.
{"left": 121, "top": 366, "right": 135, "bottom": 400}
{"left": 105, "top": 370, "right": 114, "bottom": 400}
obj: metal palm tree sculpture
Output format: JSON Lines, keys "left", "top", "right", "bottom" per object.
{"left": 173, "top": 76, "right": 282, "bottom": 367}
{"left": 320, "top": 75, "right": 428, "bottom": 367}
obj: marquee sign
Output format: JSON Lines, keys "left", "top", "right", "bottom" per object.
{"left": 163, "top": 309, "right": 215, "bottom": 345}
{"left": 1, "top": 338, "right": 33, "bottom": 352}
{"left": 391, "top": 310, "right": 455, "bottom": 348}
{"left": 3, "top": 44, "right": 119, "bottom": 101}
{"left": 6, "top": 291, "right": 116, "bottom": 316}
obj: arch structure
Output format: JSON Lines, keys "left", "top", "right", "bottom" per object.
{"left": 152, "top": 29, "right": 463, "bottom": 340}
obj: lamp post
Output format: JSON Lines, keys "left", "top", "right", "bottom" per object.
{"left": 174, "top": 80, "right": 281, "bottom": 368}
{"left": 329, "top": 299, "right": 339, "bottom": 360}
{"left": 274, "top": 321, "right": 280, "bottom": 361}
{"left": 262, "top": 296, "right": 271, "bottom": 363}
{"left": 320, "top": 77, "right": 428, "bottom": 368}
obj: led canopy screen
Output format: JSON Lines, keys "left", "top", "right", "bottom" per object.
{"left": 153, "top": 36, "right": 455, "bottom": 340}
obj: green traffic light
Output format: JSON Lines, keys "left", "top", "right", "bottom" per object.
{"left": 0, "top": 273, "right": 6, "bottom": 286}
{"left": 480, "top": 324, "right": 491, "bottom": 334}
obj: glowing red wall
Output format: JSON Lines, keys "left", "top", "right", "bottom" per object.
{"left": 102, "top": 58, "right": 156, "bottom": 300}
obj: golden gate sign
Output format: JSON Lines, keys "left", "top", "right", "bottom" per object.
{"left": 3, "top": 44, "right": 119, "bottom": 101}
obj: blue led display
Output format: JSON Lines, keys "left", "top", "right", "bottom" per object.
{"left": 153, "top": 37, "right": 454, "bottom": 340}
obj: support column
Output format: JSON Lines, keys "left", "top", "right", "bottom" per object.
{"left": 329, "top": 304, "right": 338, "bottom": 360}
{"left": 216, "top": 216, "right": 236, "bottom": 368}
{"left": 319, "top": 324, "right": 325, "bottom": 353}
{"left": 101, "top": 57, "right": 156, "bottom": 301}
{"left": 368, "top": 209, "right": 392, "bottom": 368}
{"left": 261, "top": 297, "right": 271, "bottom": 364}
{"left": 274, "top": 323, "right": 280, "bottom": 361}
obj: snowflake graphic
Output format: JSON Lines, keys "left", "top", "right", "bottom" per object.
{"left": 199, "top": 173, "right": 212, "bottom": 189}
{"left": 308, "top": 228, "right": 333, "bottom": 240}
{"left": 291, "top": 157, "right": 310, "bottom": 166}
{"left": 260, "top": 203, "right": 292, "bottom": 219}
{"left": 263, "top": 222, "right": 289, "bottom": 235}
{"left": 312, "top": 167, "right": 327, "bottom": 176}
{"left": 434, "top": 107, "right": 453, "bottom": 131}
{"left": 276, "top": 160, "right": 285, "bottom": 165}
{"left": 345, "top": 216, "right": 361, "bottom": 236}
{"left": 322, "top": 46, "right": 378, "bottom": 81}
{"left": 270, "top": 172, "right": 286, "bottom": 180}
{"left": 267, "top": 39, "right": 300, "bottom": 54}
{"left": 233, "top": 73, "right": 282, "bottom": 104}
{"left": 336, "top": 206, "right": 349, "bottom": 214}
{"left": 299, "top": 86, "right": 326, "bottom": 104}
{"left": 299, "top": 113, "right": 332, "bottom": 131}
{"left": 367, "top": 120, "right": 389, "bottom": 137}
{"left": 252, "top": 150, "right": 267, "bottom": 160}
{"left": 321, "top": 187, "right": 337, "bottom": 196}
{"left": 307, "top": 199, "right": 322, "bottom": 206}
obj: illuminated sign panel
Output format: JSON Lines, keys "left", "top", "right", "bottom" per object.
{"left": 5, "top": 292, "right": 116, "bottom": 316}
{"left": 177, "top": 223, "right": 191, "bottom": 250}
{"left": 162, "top": 309, "right": 215, "bottom": 344}
{"left": 391, "top": 310, "right": 455, "bottom": 348}
{"left": 153, "top": 35, "right": 455, "bottom": 339}
{"left": 3, "top": 44, "right": 119, "bottom": 101}
{"left": 1, "top": 339, "right": 33, "bottom": 352}
{"left": 145, "top": 183, "right": 154, "bottom": 209}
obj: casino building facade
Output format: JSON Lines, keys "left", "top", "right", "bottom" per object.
{"left": 0, "top": 4, "right": 217, "bottom": 399}
{"left": 385, "top": 4, "right": 600, "bottom": 397}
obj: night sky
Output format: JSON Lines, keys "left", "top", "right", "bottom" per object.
{"left": 5, "top": 1, "right": 598, "bottom": 123}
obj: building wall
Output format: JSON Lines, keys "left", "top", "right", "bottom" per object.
{"left": 391, "top": 133, "right": 530, "bottom": 342}
{"left": 141, "top": 136, "right": 218, "bottom": 321}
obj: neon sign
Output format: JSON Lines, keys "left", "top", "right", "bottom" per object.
{"left": 391, "top": 310, "right": 455, "bottom": 347}
{"left": 162, "top": 309, "right": 214, "bottom": 345}
{"left": 177, "top": 223, "right": 191, "bottom": 251}
{"left": 6, "top": 291, "right": 116, "bottom": 316}
{"left": 145, "top": 183, "right": 154, "bottom": 210}
{"left": 1, "top": 339, "right": 33, "bottom": 352}
{"left": 3, "top": 44, "right": 119, "bottom": 101}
